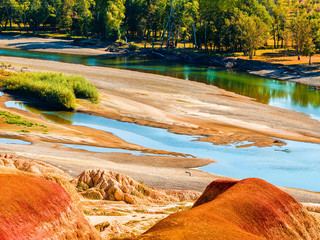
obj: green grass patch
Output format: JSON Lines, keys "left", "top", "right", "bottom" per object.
{"left": 0, "top": 110, "right": 46, "bottom": 128}
{"left": 0, "top": 72, "right": 99, "bottom": 110}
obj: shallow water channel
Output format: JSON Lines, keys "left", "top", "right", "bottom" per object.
{"left": 4, "top": 100, "right": 320, "bottom": 192}
{"left": 0, "top": 138, "right": 30, "bottom": 145}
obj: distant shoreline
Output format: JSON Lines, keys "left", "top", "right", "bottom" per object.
{"left": 1, "top": 35, "right": 319, "bottom": 89}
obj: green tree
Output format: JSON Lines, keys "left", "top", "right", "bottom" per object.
{"left": 0, "top": 0, "right": 17, "bottom": 30}
{"left": 144, "top": 0, "right": 166, "bottom": 41}
{"left": 105, "top": 0, "right": 125, "bottom": 39}
{"left": 303, "top": 37, "right": 315, "bottom": 65}
{"left": 237, "top": 12, "right": 269, "bottom": 59}
{"left": 25, "top": 0, "right": 55, "bottom": 33}
{"left": 124, "top": 0, "right": 146, "bottom": 37}
{"left": 74, "top": 0, "right": 94, "bottom": 37}
{"left": 291, "top": 12, "right": 312, "bottom": 60}
{"left": 91, "top": 0, "right": 125, "bottom": 40}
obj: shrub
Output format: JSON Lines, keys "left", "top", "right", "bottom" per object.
{"left": 1, "top": 72, "right": 99, "bottom": 110}
{"left": 128, "top": 42, "right": 139, "bottom": 50}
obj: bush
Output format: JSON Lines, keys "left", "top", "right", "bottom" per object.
{"left": 128, "top": 42, "right": 139, "bottom": 50}
{"left": 1, "top": 72, "right": 99, "bottom": 110}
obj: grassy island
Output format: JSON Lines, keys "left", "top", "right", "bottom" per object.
{"left": 1, "top": 72, "right": 98, "bottom": 110}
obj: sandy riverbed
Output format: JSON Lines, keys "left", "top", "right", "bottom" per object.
{"left": 0, "top": 35, "right": 111, "bottom": 56}
{"left": 1, "top": 36, "right": 320, "bottom": 203}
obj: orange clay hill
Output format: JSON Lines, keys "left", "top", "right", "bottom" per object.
{"left": 0, "top": 174, "right": 102, "bottom": 240}
{"left": 133, "top": 178, "right": 320, "bottom": 240}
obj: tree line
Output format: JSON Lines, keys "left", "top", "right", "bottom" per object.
{"left": 1, "top": 0, "right": 320, "bottom": 61}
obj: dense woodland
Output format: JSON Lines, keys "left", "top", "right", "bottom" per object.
{"left": 1, "top": 0, "right": 320, "bottom": 60}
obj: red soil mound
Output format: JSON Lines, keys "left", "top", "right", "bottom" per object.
{"left": 193, "top": 179, "right": 238, "bottom": 207}
{"left": 135, "top": 178, "right": 320, "bottom": 240}
{"left": 0, "top": 174, "right": 102, "bottom": 240}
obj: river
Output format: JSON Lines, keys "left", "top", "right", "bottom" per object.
{"left": 1, "top": 48, "right": 320, "bottom": 191}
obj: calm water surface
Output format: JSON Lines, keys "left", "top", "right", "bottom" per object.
{"left": 4, "top": 100, "right": 320, "bottom": 192}
{"left": 0, "top": 138, "right": 31, "bottom": 145}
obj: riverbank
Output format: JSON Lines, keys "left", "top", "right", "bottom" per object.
{"left": 0, "top": 35, "right": 117, "bottom": 56}
{"left": 210, "top": 56, "right": 320, "bottom": 88}
{"left": 1, "top": 35, "right": 320, "bottom": 88}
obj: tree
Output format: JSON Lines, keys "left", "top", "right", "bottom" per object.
{"left": 53, "top": 0, "right": 75, "bottom": 31}
{"left": 237, "top": 12, "right": 268, "bottom": 59}
{"left": 291, "top": 12, "right": 312, "bottom": 60}
{"left": 270, "top": 0, "right": 290, "bottom": 49}
{"left": 0, "top": 0, "right": 17, "bottom": 30}
{"left": 144, "top": 0, "right": 166, "bottom": 41}
{"left": 104, "top": 0, "right": 125, "bottom": 40}
{"left": 74, "top": 0, "right": 94, "bottom": 37}
{"left": 25, "top": 0, "right": 55, "bottom": 33}
{"left": 124, "top": 0, "right": 146, "bottom": 37}
{"left": 303, "top": 37, "right": 315, "bottom": 65}
{"left": 160, "top": 0, "right": 198, "bottom": 48}
{"left": 90, "top": 0, "right": 125, "bottom": 40}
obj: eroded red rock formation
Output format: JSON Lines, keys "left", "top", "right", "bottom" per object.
{"left": 0, "top": 153, "right": 64, "bottom": 175}
{"left": 0, "top": 174, "right": 102, "bottom": 240}
{"left": 134, "top": 178, "right": 320, "bottom": 240}
{"left": 75, "top": 169, "right": 200, "bottom": 204}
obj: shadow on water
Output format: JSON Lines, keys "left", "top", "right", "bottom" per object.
{"left": 8, "top": 101, "right": 73, "bottom": 125}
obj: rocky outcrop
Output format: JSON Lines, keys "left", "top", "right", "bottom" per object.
{"left": 134, "top": 178, "right": 320, "bottom": 240}
{"left": 75, "top": 169, "right": 200, "bottom": 204}
{"left": 0, "top": 153, "right": 65, "bottom": 176}
{"left": 0, "top": 174, "right": 102, "bottom": 240}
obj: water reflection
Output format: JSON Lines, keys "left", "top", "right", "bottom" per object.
{"left": 1, "top": 48, "right": 320, "bottom": 119}
{"left": 7, "top": 101, "right": 73, "bottom": 124}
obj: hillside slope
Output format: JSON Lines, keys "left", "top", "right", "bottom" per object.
{"left": 135, "top": 178, "right": 320, "bottom": 240}
{"left": 0, "top": 174, "right": 102, "bottom": 240}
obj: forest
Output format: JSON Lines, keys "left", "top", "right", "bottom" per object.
{"left": 1, "top": 0, "right": 320, "bottom": 60}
